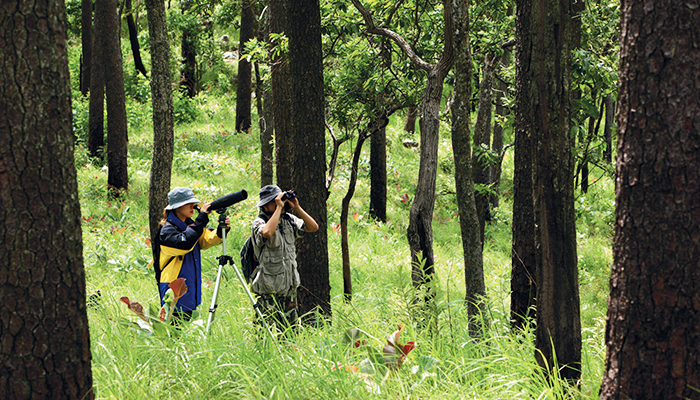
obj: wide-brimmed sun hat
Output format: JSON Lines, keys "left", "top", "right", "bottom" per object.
{"left": 165, "top": 187, "right": 201, "bottom": 210}
{"left": 256, "top": 185, "right": 282, "bottom": 207}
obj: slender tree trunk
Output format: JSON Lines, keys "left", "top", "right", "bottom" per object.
{"left": 600, "top": 1, "right": 700, "bottom": 398}
{"left": 369, "top": 113, "right": 388, "bottom": 223}
{"left": 270, "top": 0, "right": 293, "bottom": 188}
{"left": 518, "top": 0, "right": 580, "bottom": 381}
{"left": 96, "top": 0, "right": 129, "bottom": 195}
{"left": 491, "top": 41, "right": 512, "bottom": 209}
{"left": 472, "top": 53, "right": 496, "bottom": 245}
{"left": 125, "top": 0, "right": 147, "bottom": 77}
{"left": 341, "top": 132, "right": 370, "bottom": 302}
{"left": 236, "top": 0, "right": 255, "bottom": 133}
{"left": 180, "top": 0, "right": 196, "bottom": 98}
{"left": 451, "top": 0, "right": 486, "bottom": 338}
{"left": 287, "top": 0, "right": 330, "bottom": 320}
{"left": 404, "top": 104, "right": 418, "bottom": 133}
{"left": 145, "top": 0, "right": 175, "bottom": 250}
{"left": 603, "top": 93, "right": 614, "bottom": 164}
{"left": 0, "top": 1, "right": 94, "bottom": 397}
{"left": 81, "top": 0, "right": 93, "bottom": 96}
{"left": 257, "top": 11, "right": 274, "bottom": 187}
{"left": 87, "top": 51, "right": 105, "bottom": 158}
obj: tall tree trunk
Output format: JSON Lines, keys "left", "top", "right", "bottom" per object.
{"left": 341, "top": 131, "right": 370, "bottom": 302}
{"left": 287, "top": 0, "right": 330, "bottom": 320}
{"left": 451, "top": 0, "right": 486, "bottom": 338}
{"left": 491, "top": 41, "right": 513, "bottom": 209}
{"left": 603, "top": 93, "right": 614, "bottom": 164}
{"left": 0, "top": 1, "right": 94, "bottom": 397}
{"left": 180, "top": 0, "right": 196, "bottom": 98}
{"left": 518, "top": 0, "right": 580, "bottom": 381}
{"left": 96, "top": 0, "right": 129, "bottom": 195}
{"left": 369, "top": 113, "right": 388, "bottom": 223}
{"left": 257, "top": 11, "right": 274, "bottom": 187}
{"left": 270, "top": 0, "right": 293, "bottom": 188}
{"left": 236, "top": 0, "right": 255, "bottom": 133}
{"left": 600, "top": 1, "right": 700, "bottom": 398}
{"left": 81, "top": 0, "right": 93, "bottom": 96}
{"left": 87, "top": 48, "right": 105, "bottom": 158}
{"left": 472, "top": 53, "right": 496, "bottom": 245}
{"left": 125, "top": 0, "right": 147, "bottom": 77}
{"left": 256, "top": 62, "right": 274, "bottom": 187}
{"left": 351, "top": 0, "right": 454, "bottom": 333}
{"left": 145, "top": 0, "right": 175, "bottom": 250}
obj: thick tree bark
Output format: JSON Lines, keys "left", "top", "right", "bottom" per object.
{"left": 270, "top": 0, "right": 293, "bottom": 188}
{"left": 96, "top": 0, "right": 129, "bottom": 195}
{"left": 451, "top": 0, "right": 486, "bottom": 338}
{"left": 236, "top": 0, "right": 255, "bottom": 133}
{"left": 600, "top": 1, "right": 700, "bottom": 399}
{"left": 0, "top": 1, "right": 94, "bottom": 397}
{"left": 81, "top": 0, "right": 93, "bottom": 96}
{"left": 369, "top": 114, "right": 388, "bottom": 223}
{"left": 287, "top": 0, "right": 331, "bottom": 319}
{"left": 125, "top": 0, "right": 147, "bottom": 78}
{"left": 145, "top": 0, "right": 175, "bottom": 250}
{"left": 517, "top": 0, "right": 581, "bottom": 381}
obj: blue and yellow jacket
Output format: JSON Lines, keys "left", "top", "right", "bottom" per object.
{"left": 157, "top": 211, "right": 222, "bottom": 312}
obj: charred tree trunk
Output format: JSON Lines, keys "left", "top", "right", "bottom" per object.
{"left": 0, "top": 1, "right": 94, "bottom": 396}
{"left": 145, "top": 0, "right": 175, "bottom": 250}
{"left": 600, "top": 1, "right": 700, "bottom": 399}
{"left": 81, "top": 0, "right": 93, "bottom": 96}
{"left": 369, "top": 113, "right": 389, "bottom": 223}
{"left": 451, "top": 0, "right": 486, "bottom": 338}
{"left": 517, "top": 0, "right": 581, "bottom": 381}
{"left": 287, "top": 0, "right": 330, "bottom": 320}
{"left": 96, "top": 0, "right": 129, "bottom": 195}
{"left": 236, "top": 0, "right": 255, "bottom": 133}
{"left": 125, "top": 0, "right": 147, "bottom": 78}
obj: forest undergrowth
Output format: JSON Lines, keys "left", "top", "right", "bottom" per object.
{"left": 74, "top": 85, "right": 614, "bottom": 399}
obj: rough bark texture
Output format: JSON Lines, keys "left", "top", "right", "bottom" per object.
{"left": 451, "top": 0, "right": 486, "bottom": 338}
{"left": 236, "top": 0, "right": 255, "bottom": 133}
{"left": 369, "top": 114, "right": 388, "bottom": 223}
{"left": 257, "top": 12, "right": 274, "bottom": 187}
{"left": 145, "top": 0, "right": 175, "bottom": 250}
{"left": 403, "top": 104, "right": 418, "bottom": 133}
{"left": 81, "top": 0, "right": 92, "bottom": 96}
{"left": 270, "top": 0, "right": 293, "bottom": 188}
{"left": 599, "top": 1, "right": 700, "bottom": 399}
{"left": 0, "top": 1, "right": 94, "bottom": 397}
{"left": 518, "top": 0, "right": 581, "bottom": 381}
{"left": 96, "top": 0, "right": 129, "bottom": 194}
{"left": 125, "top": 0, "right": 147, "bottom": 78}
{"left": 287, "top": 0, "right": 331, "bottom": 319}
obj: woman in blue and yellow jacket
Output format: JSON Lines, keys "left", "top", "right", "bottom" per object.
{"left": 156, "top": 187, "right": 230, "bottom": 319}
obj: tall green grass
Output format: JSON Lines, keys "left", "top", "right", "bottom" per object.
{"left": 77, "top": 91, "right": 612, "bottom": 399}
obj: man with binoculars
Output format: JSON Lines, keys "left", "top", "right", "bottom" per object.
{"left": 250, "top": 185, "right": 319, "bottom": 332}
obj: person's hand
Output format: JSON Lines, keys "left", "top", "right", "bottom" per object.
{"left": 200, "top": 202, "right": 212, "bottom": 214}
{"left": 274, "top": 192, "right": 286, "bottom": 207}
{"left": 288, "top": 195, "right": 300, "bottom": 210}
{"left": 224, "top": 216, "right": 231, "bottom": 229}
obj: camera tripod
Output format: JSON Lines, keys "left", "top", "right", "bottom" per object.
{"left": 205, "top": 208, "right": 274, "bottom": 340}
